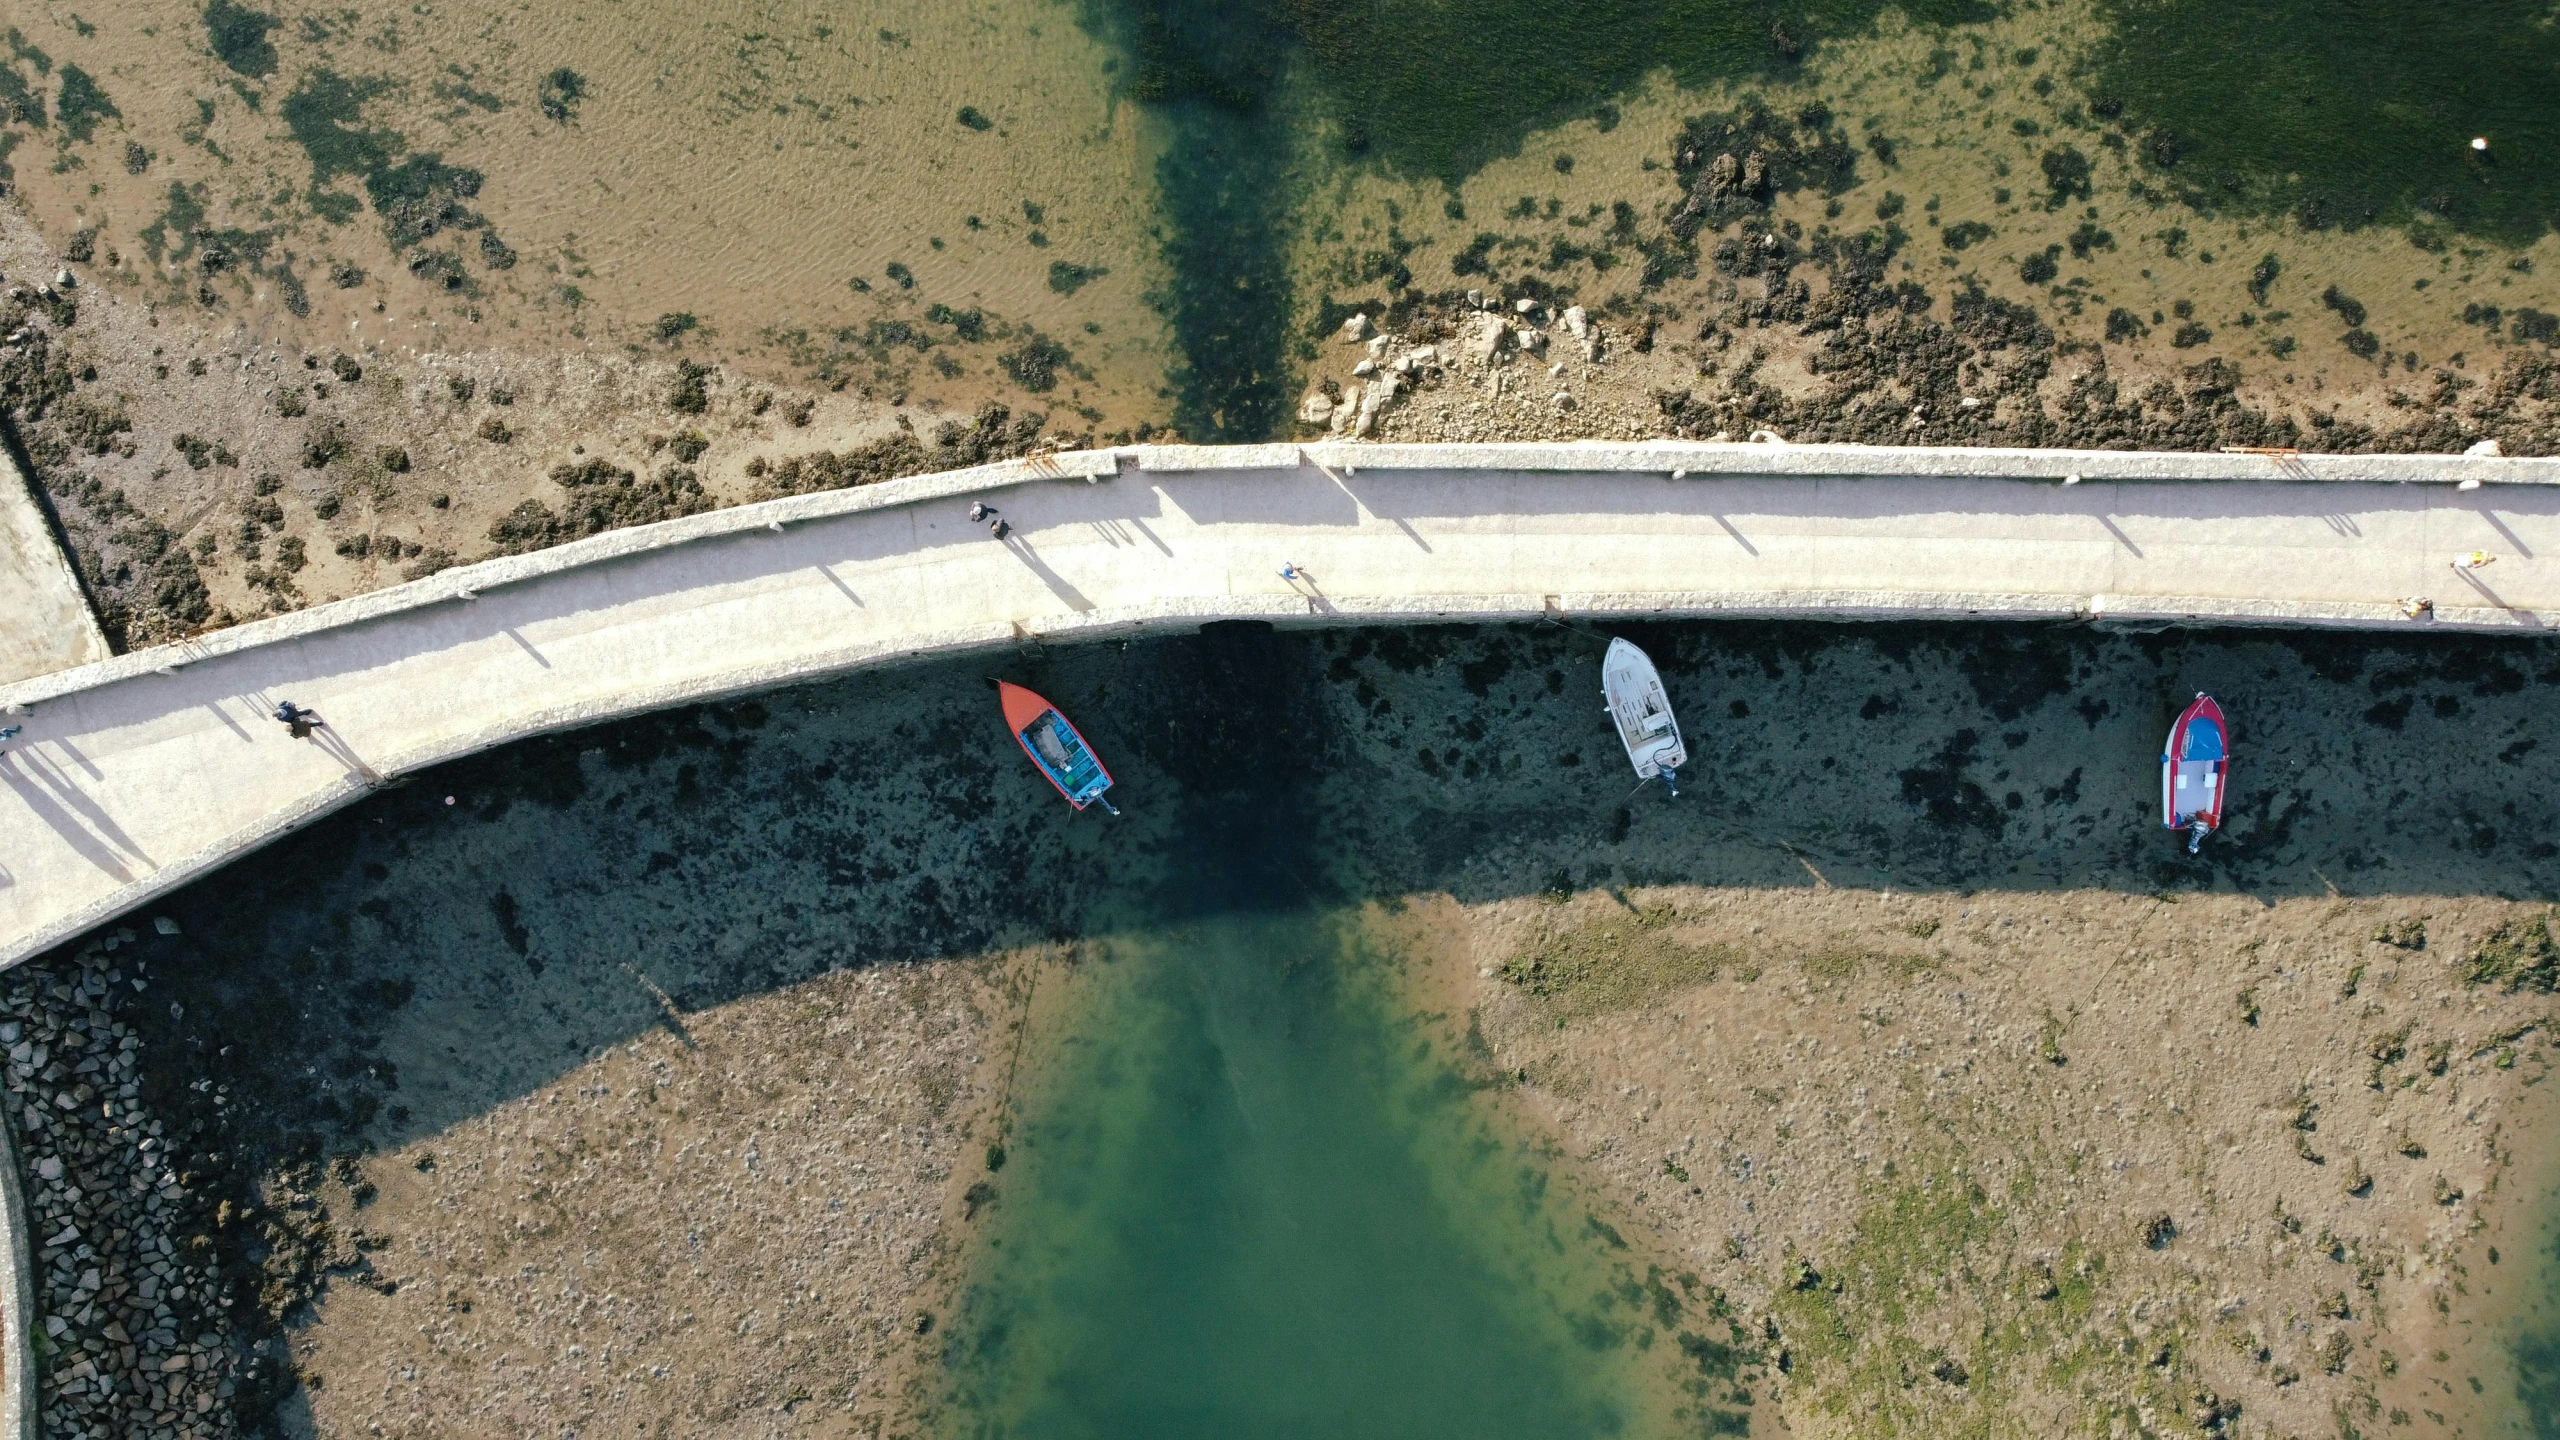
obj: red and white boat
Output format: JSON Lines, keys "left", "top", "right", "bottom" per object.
{"left": 2160, "top": 693, "right": 2229, "bottom": 853}
{"left": 1000, "top": 681, "right": 1119, "bottom": 815}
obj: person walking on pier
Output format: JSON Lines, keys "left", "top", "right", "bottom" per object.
{"left": 272, "top": 700, "right": 323, "bottom": 740}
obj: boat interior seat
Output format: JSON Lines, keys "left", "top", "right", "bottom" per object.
{"left": 1641, "top": 710, "right": 1673, "bottom": 736}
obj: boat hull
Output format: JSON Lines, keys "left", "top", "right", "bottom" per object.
{"left": 1602, "top": 638, "right": 1687, "bottom": 782}
{"left": 999, "top": 681, "right": 1115, "bottom": 810}
{"left": 2160, "top": 693, "right": 2230, "bottom": 838}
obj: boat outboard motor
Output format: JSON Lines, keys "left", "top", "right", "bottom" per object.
{"left": 1662, "top": 768, "right": 1680, "bottom": 799}
{"left": 2188, "top": 816, "right": 2211, "bottom": 854}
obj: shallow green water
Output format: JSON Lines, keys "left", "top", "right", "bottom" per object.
{"left": 936, "top": 908, "right": 1741, "bottom": 1439}
{"left": 2090, "top": 0, "right": 2560, "bottom": 244}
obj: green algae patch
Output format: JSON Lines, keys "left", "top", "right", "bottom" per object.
{"left": 1496, "top": 904, "right": 1936, "bottom": 1012}
{"left": 2462, "top": 913, "right": 2560, "bottom": 993}
{"left": 1272, "top": 0, "right": 1992, "bottom": 182}
{"left": 54, "top": 64, "right": 116, "bottom": 142}
{"left": 202, "top": 0, "right": 280, "bottom": 80}
{"left": 2089, "top": 0, "right": 2560, "bottom": 245}
{"left": 1770, "top": 1167, "right": 2209, "bottom": 1437}
{"left": 279, "top": 68, "right": 506, "bottom": 282}
{"left": 1498, "top": 904, "right": 1733, "bottom": 1011}
{"left": 281, "top": 68, "right": 400, "bottom": 194}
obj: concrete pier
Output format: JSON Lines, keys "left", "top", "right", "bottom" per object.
{"left": 0, "top": 439, "right": 2554, "bottom": 969}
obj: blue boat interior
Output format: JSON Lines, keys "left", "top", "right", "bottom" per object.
{"left": 2180, "top": 717, "right": 2225, "bottom": 762}
{"left": 1023, "top": 712, "right": 1110, "bottom": 802}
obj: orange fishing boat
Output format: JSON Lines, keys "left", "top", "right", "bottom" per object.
{"left": 1000, "top": 681, "right": 1119, "bottom": 814}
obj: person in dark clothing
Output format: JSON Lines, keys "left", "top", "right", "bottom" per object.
{"left": 273, "top": 700, "right": 323, "bottom": 739}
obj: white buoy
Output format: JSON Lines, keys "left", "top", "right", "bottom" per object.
{"left": 2473, "top": 137, "right": 2490, "bottom": 152}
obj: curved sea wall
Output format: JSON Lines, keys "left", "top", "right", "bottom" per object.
{"left": 0, "top": 438, "right": 2554, "bottom": 971}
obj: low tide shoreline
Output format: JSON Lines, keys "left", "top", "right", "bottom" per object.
{"left": 3, "top": 616, "right": 2557, "bottom": 1436}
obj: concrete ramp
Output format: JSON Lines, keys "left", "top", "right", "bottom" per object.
{"left": 0, "top": 443, "right": 108, "bottom": 685}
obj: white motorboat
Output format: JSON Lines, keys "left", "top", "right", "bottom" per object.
{"left": 1602, "top": 637, "right": 1686, "bottom": 796}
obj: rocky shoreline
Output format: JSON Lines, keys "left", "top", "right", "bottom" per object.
{"left": 2, "top": 929, "right": 281, "bottom": 1439}
{"left": 1321, "top": 270, "right": 2560, "bottom": 460}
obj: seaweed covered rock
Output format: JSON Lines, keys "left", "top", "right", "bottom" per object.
{"left": 756, "top": 403, "right": 1046, "bottom": 498}
{"left": 2462, "top": 914, "right": 2559, "bottom": 992}
{"left": 1667, "top": 104, "right": 1860, "bottom": 240}
{"left": 486, "top": 458, "right": 712, "bottom": 554}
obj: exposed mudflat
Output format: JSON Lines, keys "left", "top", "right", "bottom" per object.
{"left": 1435, "top": 885, "right": 2558, "bottom": 1438}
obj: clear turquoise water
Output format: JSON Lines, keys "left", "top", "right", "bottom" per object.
{"left": 934, "top": 908, "right": 1741, "bottom": 1439}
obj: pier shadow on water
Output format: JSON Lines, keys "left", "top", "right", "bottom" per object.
{"left": 69, "top": 617, "right": 2560, "bottom": 1433}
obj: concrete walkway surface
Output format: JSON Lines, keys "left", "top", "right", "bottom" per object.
{"left": 0, "top": 438, "right": 2555, "bottom": 970}
{"left": 0, "top": 444, "right": 108, "bottom": 687}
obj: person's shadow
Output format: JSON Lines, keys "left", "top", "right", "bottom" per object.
{"left": 262, "top": 701, "right": 389, "bottom": 788}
